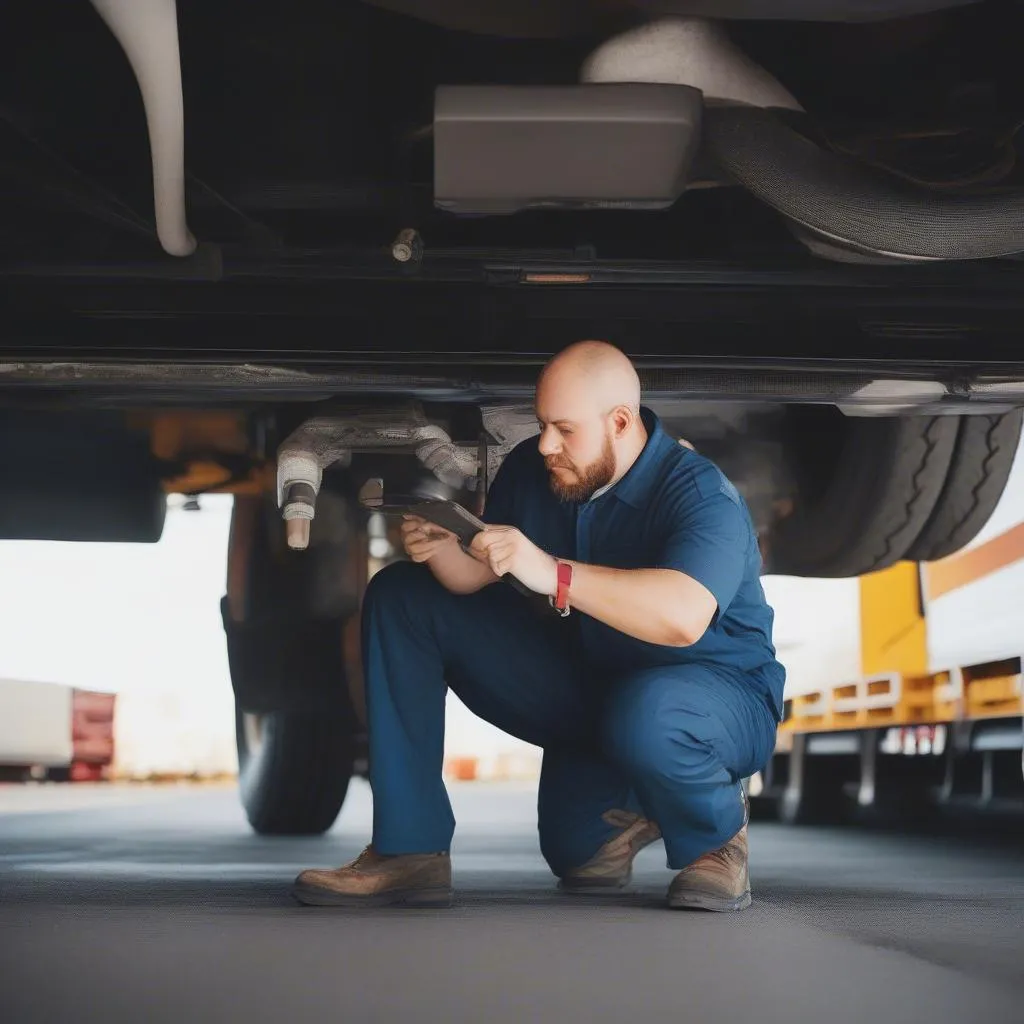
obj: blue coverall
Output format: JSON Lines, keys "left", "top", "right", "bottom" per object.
{"left": 362, "top": 408, "right": 785, "bottom": 873}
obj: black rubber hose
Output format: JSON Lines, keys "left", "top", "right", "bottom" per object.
{"left": 703, "top": 105, "right": 1024, "bottom": 261}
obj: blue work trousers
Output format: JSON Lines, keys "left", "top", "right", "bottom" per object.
{"left": 362, "top": 561, "right": 778, "bottom": 872}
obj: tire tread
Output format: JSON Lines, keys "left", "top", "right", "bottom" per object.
{"left": 906, "top": 410, "right": 1023, "bottom": 562}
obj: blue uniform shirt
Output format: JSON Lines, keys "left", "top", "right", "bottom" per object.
{"left": 482, "top": 407, "right": 786, "bottom": 721}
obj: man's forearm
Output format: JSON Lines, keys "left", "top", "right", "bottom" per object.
{"left": 465, "top": 522, "right": 716, "bottom": 644}
{"left": 561, "top": 563, "right": 715, "bottom": 647}
{"left": 427, "top": 541, "right": 499, "bottom": 594}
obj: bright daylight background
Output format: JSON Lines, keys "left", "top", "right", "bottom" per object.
{"left": 0, "top": 495, "right": 542, "bottom": 778}
{"left": 2, "top": 437, "right": 1022, "bottom": 779}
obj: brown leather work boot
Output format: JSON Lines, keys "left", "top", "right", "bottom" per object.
{"left": 559, "top": 809, "right": 662, "bottom": 892}
{"left": 293, "top": 846, "right": 453, "bottom": 908}
{"left": 667, "top": 792, "right": 751, "bottom": 912}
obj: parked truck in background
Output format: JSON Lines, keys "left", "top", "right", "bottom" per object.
{"left": 0, "top": 680, "right": 115, "bottom": 783}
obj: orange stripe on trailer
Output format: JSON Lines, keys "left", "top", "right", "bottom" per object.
{"left": 925, "top": 521, "right": 1024, "bottom": 601}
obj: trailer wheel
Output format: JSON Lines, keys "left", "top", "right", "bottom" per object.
{"left": 778, "top": 735, "right": 853, "bottom": 826}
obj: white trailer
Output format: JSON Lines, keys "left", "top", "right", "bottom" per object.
{"left": 0, "top": 678, "right": 73, "bottom": 779}
{"left": 0, "top": 679, "right": 115, "bottom": 782}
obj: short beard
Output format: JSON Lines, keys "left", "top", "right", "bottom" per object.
{"left": 547, "top": 433, "right": 616, "bottom": 503}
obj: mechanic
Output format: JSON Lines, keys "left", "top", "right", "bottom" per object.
{"left": 294, "top": 340, "right": 785, "bottom": 912}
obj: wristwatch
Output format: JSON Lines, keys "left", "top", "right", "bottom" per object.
{"left": 550, "top": 561, "right": 573, "bottom": 617}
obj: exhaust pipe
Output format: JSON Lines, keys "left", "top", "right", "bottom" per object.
{"left": 703, "top": 105, "right": 1024, "bottom": 262}
{"left": 586, "top": 16, "right": 1024, "bottom": 263}
{"left": 90, "top": 0, "right": 196, "bottom": 257}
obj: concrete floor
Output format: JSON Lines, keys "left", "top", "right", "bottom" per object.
{"left": 0, "top": 780, "right": 1022, "bottom": 1024}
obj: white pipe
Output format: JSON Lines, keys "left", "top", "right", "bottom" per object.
{"left": 582, "top": 18, "right": 803, "bottom": 113}
{"left": 90, "top": 0, "right": 197, "bottom": 256}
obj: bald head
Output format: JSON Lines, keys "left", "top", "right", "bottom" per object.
{"left": 535, "top": 341, "right": 648, "bottom": 503}
{"left": 538, "top": 340, "right": 641, "bottom": 418}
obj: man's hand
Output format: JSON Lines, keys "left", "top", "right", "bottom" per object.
{"left": 469, "top": 526, "right": 558, "bottom": 597}
{"left": 401, "top": 516, "right": 457, "bottom": 564}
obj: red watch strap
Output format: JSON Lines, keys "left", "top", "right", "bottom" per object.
{"left": 554, "top": 561, "right": 573, "bottom": 613}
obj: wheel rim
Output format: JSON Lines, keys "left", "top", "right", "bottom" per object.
{"left": 242, "top": 711, "right": 265, "bottom": 758}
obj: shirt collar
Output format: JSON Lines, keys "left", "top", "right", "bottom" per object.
{"left": 601, "top": 407, "right": 672, "bottom": 510}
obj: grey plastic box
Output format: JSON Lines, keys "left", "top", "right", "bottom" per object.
{"left": 434, "top": 83, "right": 703, "bottom": 214}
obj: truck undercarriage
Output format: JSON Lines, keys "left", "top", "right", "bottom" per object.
{"left": 3, "top": 0, "right": 1024, "bottom": 832}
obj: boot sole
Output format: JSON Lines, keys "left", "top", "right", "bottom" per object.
{"left": 558, "top": 829, "right": 661, "bottom": 895}
{"left": 559, "top": 878, "right": 630, "bottom": 894}
{"left": 292, "top": 883, "right": 454, "bottom": 908}
{"left": 667, "top": 889, "right": 752, "bottom": 913}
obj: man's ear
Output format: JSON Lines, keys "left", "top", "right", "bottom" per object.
{"left": 612, "top": 406, "right": 634, "bottom": 438}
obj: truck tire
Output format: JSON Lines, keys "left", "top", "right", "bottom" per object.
{"left": 225, "top": 491, "right": 365, "bottom": 836}
{"left": 224, "top": 598, "right": 360, "bottom": 835}
{"left": 768, "top": 412, "right": 958, "bottom": 578}
{"left": 236, "top": 705, "right": 354, "bottom": 836}
{"left": 905, "top": 410, "right": 1023, "bottom": 563}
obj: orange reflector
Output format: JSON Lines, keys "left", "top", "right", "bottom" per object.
{"left": 522, "top": 273, "right": 592, "bottom": 284}
{"left": 445, "top": 757, "right": 479, "bottom": 781}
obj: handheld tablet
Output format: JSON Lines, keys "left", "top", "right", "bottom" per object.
{"left": 403, "top": 500, "right": 488, "bottom": 546}
{"left": 403, "top": 500, "right": 535, "bottom": 599}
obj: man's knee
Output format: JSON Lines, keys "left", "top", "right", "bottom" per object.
{"left": 603, "top": 671, "right": 721, "bottom": 784}
{"left": 363, "top": 560, "right": 443, "bottom": 615}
